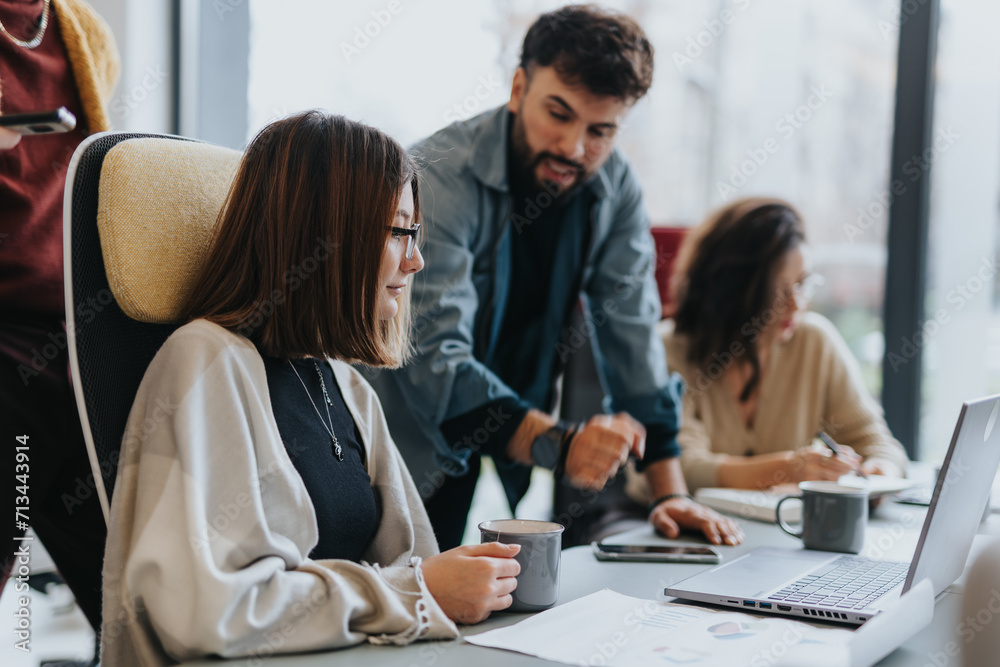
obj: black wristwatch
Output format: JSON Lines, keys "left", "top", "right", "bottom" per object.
{"left": 531, "top": 421, "right": 575, "bottom": 470}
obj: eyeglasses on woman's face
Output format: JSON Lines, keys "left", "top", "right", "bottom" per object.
{"left": 777, "top": 273, "right": 825, "bottom": 306}
{"left": 389, "top": 223, "right": 421, "bottom": 260}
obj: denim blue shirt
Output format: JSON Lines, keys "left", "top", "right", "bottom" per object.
{"left": 363, "top": 106, "right": 683, "bottom": 499}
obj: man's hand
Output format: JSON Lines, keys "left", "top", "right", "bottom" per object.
{"left": 563, "top": 413, "right": 645, "bottom": 490}
{"left": 649, "top": 496, "right": 744, "bottom": 546}
{"left": 422, "top": 542, "right": 521, "bottom": 624}
{"left": 0, "top": 127, "right": 22, "bottom": 150}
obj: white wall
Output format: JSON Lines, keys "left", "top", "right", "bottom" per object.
{"left": 87, "top": 0, "right": 175, "bottom": 134}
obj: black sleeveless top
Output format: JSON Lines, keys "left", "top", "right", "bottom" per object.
{"left": 259, "top": 355, "right": 378, "bottom": 561}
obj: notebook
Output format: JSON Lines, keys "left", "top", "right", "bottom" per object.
{"left": 695, "top": 476, "right": 914, "bottom": 523}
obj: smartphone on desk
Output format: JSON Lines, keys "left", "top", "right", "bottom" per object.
{"left": 0, "top": 107, "right": 77, "bottom": 135}
{"left": 592, "top": 542, "right": 721, "bottom": 564}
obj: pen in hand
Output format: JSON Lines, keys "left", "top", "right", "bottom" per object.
{"left": 816, "top": 431, "right": 868, "bottom": 479}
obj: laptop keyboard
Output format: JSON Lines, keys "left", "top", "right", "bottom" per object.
{"left": 767, "top": 556, "right": 909, "bottom": 610}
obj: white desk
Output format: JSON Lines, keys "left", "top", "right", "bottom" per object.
{"left": 180, "top": 498, "right": 1000, "bottom": 666}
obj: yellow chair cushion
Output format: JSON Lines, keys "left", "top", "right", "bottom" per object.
{"left": 97, "top": 138, "right": 242, "bottom": 324}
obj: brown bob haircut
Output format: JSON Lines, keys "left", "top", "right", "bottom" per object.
{"left": 183, "top": 110, "right": 419, "bottom": 366}
{"left": 671, "top": 198, "right": 806, "bottom": 401}
{"left": 519, "top": 4, "right": 654, "bottom": 103}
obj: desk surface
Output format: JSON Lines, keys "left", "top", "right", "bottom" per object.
{"left": 181, "top": 498, "right": 1000, "bottom": 667}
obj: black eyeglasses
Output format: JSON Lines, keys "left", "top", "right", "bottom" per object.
{"left": 389, "top": 223, "right": 420, "bottom": 260}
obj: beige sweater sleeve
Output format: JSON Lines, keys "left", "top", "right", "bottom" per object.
{"left": 627, "top": 389, "right": 722, "bottom": 500}
{"left": 813, "top": 316, "right": 909, "bottom": 475}
{"left": 647, "top": 314, "right": 909, "bottom": 497}
{"left": 676, "top": 392, "right": 724, "bottom": 491}
{"left": 101, "top": 321, "right": 457, "bottom": 667}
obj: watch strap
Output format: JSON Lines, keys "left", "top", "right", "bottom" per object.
{"left": 531, "top": 420, "right": 575, "bottom": 470}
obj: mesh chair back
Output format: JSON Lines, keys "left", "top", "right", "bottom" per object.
{"left": 65, "top": 132, "right": 200, "bottom": 522}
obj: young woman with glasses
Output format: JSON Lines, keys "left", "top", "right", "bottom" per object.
{"left": 100, "top": 111, "right": 519, "bottom": 666}
{"left": 630, "top": 198, "right": 908, "bottom": 498}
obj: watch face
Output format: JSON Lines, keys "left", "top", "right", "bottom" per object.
{"left": 531, "top": 428, "right": 565, "bottom": 470}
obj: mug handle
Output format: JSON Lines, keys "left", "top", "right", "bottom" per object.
{"left": 775, "top": 494, "right": 804, "bottom": 538}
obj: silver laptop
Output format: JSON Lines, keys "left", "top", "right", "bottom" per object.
{"left": 666, "top": 394, "right": 1000, "bottom": 626}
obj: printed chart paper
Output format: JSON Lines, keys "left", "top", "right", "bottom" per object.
{"left": 465, "top": 589, "right": 853, "bottom": 666}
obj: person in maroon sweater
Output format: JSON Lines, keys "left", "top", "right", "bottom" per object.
{"left": 0, "top": 0, "right": 120, "bottom": 646}
{"left": 0, "top": 125, "right": 18, "bottom": 147}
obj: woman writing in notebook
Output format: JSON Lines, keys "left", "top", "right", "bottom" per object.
{"left": 641, "top": 198, "right": 908, "bottom": 494}
{"left": 101, "top": 112, "right": 520, "bottom": 666}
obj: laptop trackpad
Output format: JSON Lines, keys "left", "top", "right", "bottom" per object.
{"left": 675, "top": 547, "right": 839, "bottom": 599}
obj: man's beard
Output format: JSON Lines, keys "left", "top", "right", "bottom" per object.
{"left": 509, "top": 110, "right": 588, "bottom": 207}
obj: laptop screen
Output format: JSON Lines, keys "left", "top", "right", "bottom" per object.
{"left": 904, "top": 395, "right": 1000, "bottom": 595}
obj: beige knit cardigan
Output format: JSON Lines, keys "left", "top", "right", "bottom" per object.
{"left": 101, "top": 320, "right": 459, "bottom": 666}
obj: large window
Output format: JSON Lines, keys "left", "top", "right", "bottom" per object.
{"left": 248, "top": 0, "right": 508, "bottom": 148}
{"left": 610, "top": 0, "right": 899, "bottom": 401}
{"left": 919, "top": 0, "right": 1000, "bottom": 462}
{"left": 249, "top": 0, "right": 899, "bottom": 395}
{"left": 245, "top": 1, "right": 905, "bottom": 537}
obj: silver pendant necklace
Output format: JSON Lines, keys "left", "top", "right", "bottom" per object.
{"left": 289, "top": 360, "right": 343, "bottom": 462}
{"left": 0, "top": 0, "right": 51, "bottom": 50}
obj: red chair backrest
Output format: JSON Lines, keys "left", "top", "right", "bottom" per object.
{"left": 651, "top": 226, "right": 687, "bottom": 319}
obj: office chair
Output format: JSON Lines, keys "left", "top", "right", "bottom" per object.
{"left": 555, "top": 226, "right": 688, "bottom": 546}
{"left": 650, "top": 226, "right": 686, "bottom": 319}
{"left": 64, "top": 132, "right": 241, "bottom": 522}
